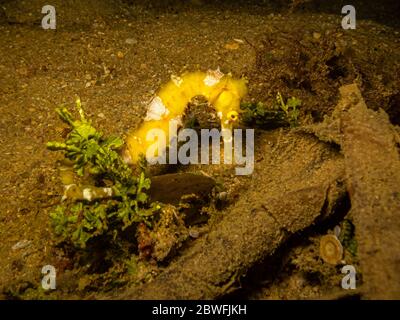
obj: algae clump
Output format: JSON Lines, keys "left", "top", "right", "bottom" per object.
{"left": 47, "top": 98, "right": 159, "bottom": 249}
{"left": 240, "top": 92, "right": 301, "bottom": 128}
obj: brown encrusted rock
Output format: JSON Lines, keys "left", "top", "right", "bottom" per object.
{"left": 337, "top": 84, "right": 400, "bottom": 299}
{"left": 298, "top": 84, "right": 400, "bottom": 298}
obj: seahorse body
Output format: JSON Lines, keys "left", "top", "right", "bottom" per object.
{"left": 126, "top": 69, "right": 247, "bottom": 163}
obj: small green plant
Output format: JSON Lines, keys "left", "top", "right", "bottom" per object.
{"left": 240, "top": 92, "right": 301, "bottom": 128}
{"left": 47, "top": 98, "right": 159, "bottom": 249}
{"left": 276, "top": 92, "right": 301, "bottom": 127}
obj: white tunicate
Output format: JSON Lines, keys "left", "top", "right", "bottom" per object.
{"left": 203, "top": 68, "right": 224, "bottom": 87}
{"left": 144, "top": 96, "right": 170, "bottom": 121}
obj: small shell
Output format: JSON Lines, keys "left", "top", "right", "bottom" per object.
{"left": 320, "top": 234, "right": 343, "bottom": 265}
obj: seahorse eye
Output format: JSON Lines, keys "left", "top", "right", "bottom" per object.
{"left": 227, "top": 111, "right": 239, "bottom": 121}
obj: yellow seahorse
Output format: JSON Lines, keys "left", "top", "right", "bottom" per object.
{"left": 126, "top": 69, "right": 248, "bottom": 164}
